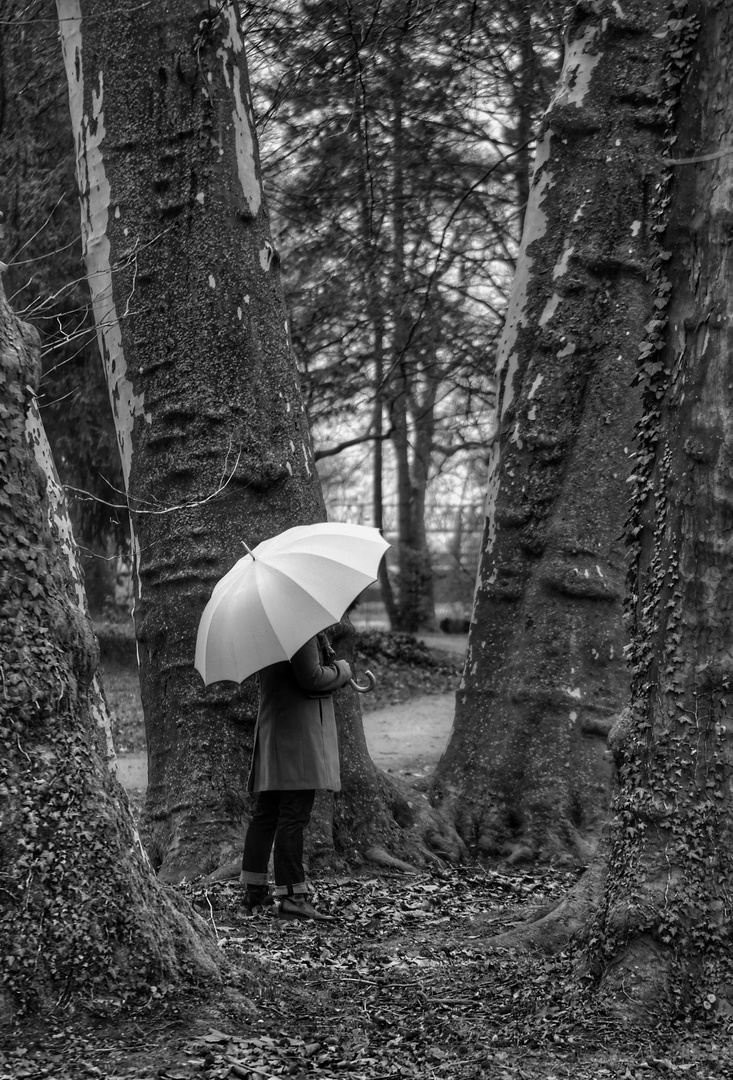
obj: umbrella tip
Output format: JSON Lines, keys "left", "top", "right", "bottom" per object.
{"left": 242, "top": 541, "right": 255, "bottom": 560}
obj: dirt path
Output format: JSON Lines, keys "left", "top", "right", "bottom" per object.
{"left": 114, "top": 690, "right": 457, "bottom": 791}
{"left": 361, "top": 691, "right": 455, "bottom": 775}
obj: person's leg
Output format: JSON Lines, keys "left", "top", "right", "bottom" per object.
{"left": 272, "top": 789, "right": 315, "bottom": 896}
{"left": 273, "top": 790, "right": 335, "bottom": 922}
{"left": 240, "top": 791, "right": 279, "bottom": 909}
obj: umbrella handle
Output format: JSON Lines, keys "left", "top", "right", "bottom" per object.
{"left": 349, "top": 670, "right": 376, "bottom": 694}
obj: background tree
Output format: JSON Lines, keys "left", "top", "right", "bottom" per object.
{"left": 430, "top": 0, "right": 671, "bottom": 863}
{"left": 0, "top": 275, "right": 221, "bottom": 1018}
{"left": 245, "top": 0, "right": 563, "bottom": 632}
{"left": 56, "top": 0, "right": 460, "bottom": 881}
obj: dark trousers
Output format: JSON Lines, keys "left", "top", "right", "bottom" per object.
{"left": 241, "top": 789, "right": 316, "bottom": 895}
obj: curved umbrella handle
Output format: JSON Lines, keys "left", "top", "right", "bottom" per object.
{"left": 349, "top": 670, "right": 376, "bottom": 694}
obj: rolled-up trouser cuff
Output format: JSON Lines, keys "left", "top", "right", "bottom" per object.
{"left": 240, "top": 871, "right": 269, "bottom": 887}
{"left": 273, "top": 882, "right": 309, "bottom": 897}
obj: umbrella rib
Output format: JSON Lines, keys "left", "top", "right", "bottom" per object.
{"left": 257, "top": 562, "right": 355, "bottom": 622}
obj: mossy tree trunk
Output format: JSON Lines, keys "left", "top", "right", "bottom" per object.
{"left": 580, "top": 0, "right": 733, "bottom": 1020}
{"left": 430, "top": 0, "right": 670, "bottom": 864}
{"left": 0, "top": 278, "right": 221, "bottom": 1021}
{"left": 485, "top": 2, "right": 733, "bottom": 1022}
{"left": 56, "top": 0, "right": 458, "bottom": 881}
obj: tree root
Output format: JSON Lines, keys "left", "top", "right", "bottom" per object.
{"left": 363, "top": 846, "right": 419, "bottom": 873}
{"left": 477, "top": 847, "right": 608, "bottom": 953}
{"left": 431, "top": 781, "right": 605, "bottom": 867}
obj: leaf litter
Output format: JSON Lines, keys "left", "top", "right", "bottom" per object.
{"left": 2, "top": 864, "right": 733, "bottom": 1079}
{"left": 180, "top": 866, "right": 733, "bottom": 1080}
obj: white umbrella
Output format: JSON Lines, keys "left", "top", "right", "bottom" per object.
{"left": 194, "top": 522, "right": 389, "bottom": 686}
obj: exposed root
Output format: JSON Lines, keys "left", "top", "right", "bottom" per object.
{"left": 205, "top": 856, "right": 241, "bottom": 882}
{"left": 363, "top": 846, "right": 419, "bottom": 873}
{"left": 432, "top": 781, "right": 604, "bottom": 867}
{"left": 478, "top": 847, "right": 607, "bottom": 954}
{"left": 378, "top": 772, "right": 469, "bottom": 865}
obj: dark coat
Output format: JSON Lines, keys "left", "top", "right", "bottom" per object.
{"left": 247, "top": 635, "right": 352, "bottom": 793}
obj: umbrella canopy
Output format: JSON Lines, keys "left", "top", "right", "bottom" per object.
{"left": 194, "top": 522, "right": 390, "bottom": 686}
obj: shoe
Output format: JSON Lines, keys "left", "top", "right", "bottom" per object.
{"left": 277, "top": 896, "right": 336, "bottom": 923}
{"left": 241, "top": 887, "right": 275, "bottom": 914}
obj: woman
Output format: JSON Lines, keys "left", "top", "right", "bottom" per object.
{"left": 240, "top": 631, "right": 352, "bottom": 921}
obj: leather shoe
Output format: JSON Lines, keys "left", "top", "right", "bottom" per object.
{"left": 277, "top": 895, "right": 336, "bottom": 922}
{"left": 241, "top": 887, "right": 275, "bottom": 914}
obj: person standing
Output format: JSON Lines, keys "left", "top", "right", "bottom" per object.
{"left": 240, "top": 631, "right": 352, "bottom": 921}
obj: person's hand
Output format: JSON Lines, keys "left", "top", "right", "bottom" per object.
{"left": 335, "top": 659, "right": 352, "bottom": 682}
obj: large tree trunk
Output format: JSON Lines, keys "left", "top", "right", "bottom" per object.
{"left": 579, "top": 0, "right": 733, "bottom": 1020}
{"left": 0, "top": 278, "right": 221, "bottom": 1020}
{"left": 430, "top": 0, "right": 670, "bottom": 863}
{"left": 57, "top": 0, "right": 319, "bottom": 882}
{"left": 57, "top": 0, "right": 457, "bottom": 881}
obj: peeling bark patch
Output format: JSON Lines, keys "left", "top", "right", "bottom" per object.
{"left": 553, "top": 243, "right": 574, "bottom": 279}
{"left": 91, "top": 674, "right": 116, "bottom": 760}
{"left": 217, "top": 6, "right": 261, "bottom": 218}
{"left": 496, "top": 131, "right": 554, "bottom": 417}
{"left": 25, "top": 395, "right": 86, "bottom": 610}
{"left": 57, "top": 1, "right": 149, "bottom": 488}
{"left": 528, "top": 374, "right": 544, "bottom": 400}
{"left": 540, "top": 292, "right": 561, "bottom": 326}
{"left": 481, "top": 441, "right": 502, "bottom": 578}
{"left": 550, "top": 25, "right": 602, "bottom": 109}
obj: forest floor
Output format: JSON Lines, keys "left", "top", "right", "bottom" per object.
{"left": 3, "top": 628, "right": 733, "bottom": 1079}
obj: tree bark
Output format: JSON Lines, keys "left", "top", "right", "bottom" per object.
{"left": 579, "top": 0, "right": 733, "bottom": 1020}
{"left": 57, "top": 0, "right": 458, "bottom": 880}
{"left": 512, "top": 1, "right": 536, "bottom": 235}
{"left": 0, "top": 0, "right": 126, "bottom": 563}
{"left": 387, "top": 16, "right": 436, "bottom": 634}
{"left": 431, "top": 0, "right": 670, "bottom": 863}
{"left": 0, "top": 277, "right": 221, "bottom": 1020}
{"left": 57, "top": 0, "right": 323, "bottom": 882}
